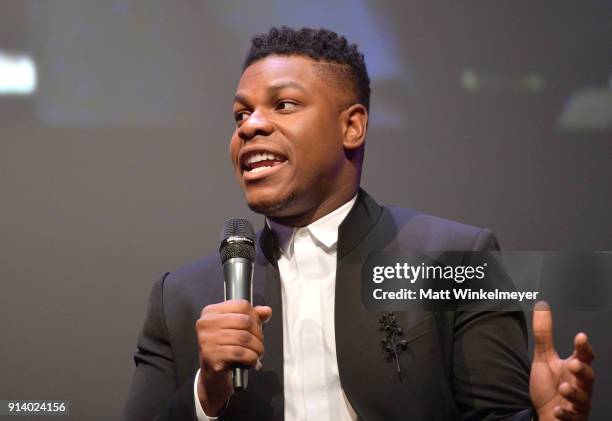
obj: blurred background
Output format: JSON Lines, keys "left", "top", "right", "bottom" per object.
{"left": 1, "top": 1, "right": 610, "bottom": 419}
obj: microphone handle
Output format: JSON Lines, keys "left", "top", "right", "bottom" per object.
{"left": 232, "top": 367, "right": 247, "bottom": 391}
{"left": 223, "top": 257, "right": 254, "bottom": 391}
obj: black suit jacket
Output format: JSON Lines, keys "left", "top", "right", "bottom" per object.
{"left": 122, "top": 190, "right": 535, "bottom": 420}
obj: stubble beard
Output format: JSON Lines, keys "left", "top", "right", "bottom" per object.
{"left": 246, "top": 190, "right": 298, "bottom": 217}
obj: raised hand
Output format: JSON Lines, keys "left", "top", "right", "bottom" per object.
{"left": 530, "top": 301, "right": 595, "bottom": 421}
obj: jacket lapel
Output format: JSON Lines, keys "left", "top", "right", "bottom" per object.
{"left": 335, "top": 190, "right": 456, "bottom": 420}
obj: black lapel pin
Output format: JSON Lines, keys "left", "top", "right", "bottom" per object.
{"left": 379, "top": 312, "right": 408, "bottom": 378}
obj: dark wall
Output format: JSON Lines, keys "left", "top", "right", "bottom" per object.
{"left": 1, "top": 1, "right": 610, "bottom": 419}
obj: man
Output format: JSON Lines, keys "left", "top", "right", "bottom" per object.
{"left": 122, "top": 27, "right": 595, "bottom": 420}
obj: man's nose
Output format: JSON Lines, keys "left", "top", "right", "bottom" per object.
{"left": 238, "top": 110, "right": 274, "bottom": 141}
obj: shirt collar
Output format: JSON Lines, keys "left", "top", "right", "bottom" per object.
{"left": 267, "top": 195, "right": 358, "bottom": 256}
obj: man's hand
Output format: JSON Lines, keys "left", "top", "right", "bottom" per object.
{"left": 530, "top": 301, "right": 595, "bottom": 421}
{"left": 195, "top": 300, "right": 272, "bottom": 416}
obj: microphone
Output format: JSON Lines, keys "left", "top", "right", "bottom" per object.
{"left": 219, "top": 218, "right": 256, "bottom": 391}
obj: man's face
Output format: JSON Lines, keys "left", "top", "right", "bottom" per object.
{"left": 230, "top": 55, "right": 357, "bottom": 224}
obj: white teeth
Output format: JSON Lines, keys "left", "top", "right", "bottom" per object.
{"left": 248, "top": 166, "right": 271, "bottom": 174}
{"left": 243, "top": 151, "right": 285, "bottom": 175}
{"left": 246, "top": 152, "right": 282, "bottom": 164}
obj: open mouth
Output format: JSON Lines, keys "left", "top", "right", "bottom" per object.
{"left": 241, "top": 151, "right": 287, "bottom": 175}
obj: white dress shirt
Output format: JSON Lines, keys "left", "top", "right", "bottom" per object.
{"left": 195, "top": 195, "right": 358, "bottom": 421}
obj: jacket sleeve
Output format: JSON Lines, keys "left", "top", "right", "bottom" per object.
{"left": 452, "top": 229, "right": 536, "bottom": 420}
{"left": 121, "top": 273, "right": 197, "bottom": 421}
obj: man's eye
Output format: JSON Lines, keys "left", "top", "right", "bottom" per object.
{"left": 234, "top": 111, "right": 249, "bottom": 123}
{"left": 276, "top": 101, "right": 297, "bottom": 111}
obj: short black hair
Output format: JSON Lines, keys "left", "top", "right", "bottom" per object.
{"left": 243, "top": 26, "right": 370, "bottom": 111}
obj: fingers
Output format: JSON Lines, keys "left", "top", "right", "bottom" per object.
{"left": 255, "top": 305, "right": 273, "bottom": 324}
{"left": 559, "top": 381, "right": 590, "bottom": 412}
{"left": 197, "top": 300, "right": 271, "bottom": 374}
{"left": 198, "top": 312, "right": 264, "bottom": 342}
{"left": 221, "top": 345, "right": 261, "bottom": 367}
{"left": 201, "top": 344, "right": 262, "bottom": 373}
{"left": 201, "top": 301, "right": 272, "bottom": 335}
{"left": 202, "top": 299, "right": 261, "bottom": 316}
{"left": 553, "top": 406, "right": 582, "bottom": 421}
{"left": 553, "top": 359, "right": 594, "bottom": 420}
{"left": 532, "top": 301, "right": 555, "bottom": 361}
{"left": 197, "top": 323, "right": 264, "bottom": 361}
{"left": 574, "top": 332, "right": 594, "bottom": 365}
{"left": 568, "top": 358, "right": 595, "bottom": 393}
{"left": 203, "top": 300, "right": 272, "bottom": 323}
{"left": 215, "top": 328, "right": 265, "bottom": 356}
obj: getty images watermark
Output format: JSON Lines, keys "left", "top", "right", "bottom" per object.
{"left": 361, "top": 251, "right": 612, "bottom": 311}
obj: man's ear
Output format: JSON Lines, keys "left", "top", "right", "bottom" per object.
{"left": 341, "top": 103, "right": 368, "bottom": 152}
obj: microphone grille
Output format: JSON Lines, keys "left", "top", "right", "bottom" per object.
{"left": 219, "top": 218, "right": 256, "bottom": 263}
{"left": 221, "top": 218, "right": 255, "bottom": 242}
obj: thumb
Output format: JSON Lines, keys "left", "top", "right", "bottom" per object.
{"left": 254, "top": 305, "right": 273, "bottom": 324}
{"left": 532, "top": 301, "right": 555, "bottom": 361}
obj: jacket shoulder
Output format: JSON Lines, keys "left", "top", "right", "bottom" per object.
{"left": 161, "top": 253, "right": 224, "bottom": 314}
{"left": 383, "top": 205, "right": 499, "bottom": 251}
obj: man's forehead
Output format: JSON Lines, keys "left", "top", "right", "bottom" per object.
{"left": 235, "top": 55, "right": 352, "bottom": 105}
{"left": 237, "top": 55, "right": 317, "bottom": 88}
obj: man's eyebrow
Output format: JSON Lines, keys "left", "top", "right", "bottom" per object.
{"left": 233, "top": 94, "right": 249, "bottom": 105}
{"left": 267, "top": 81, "right": 307, "bottom": 94}
{"left": 233, "top": 81, "right": 307, "bottom": 105}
